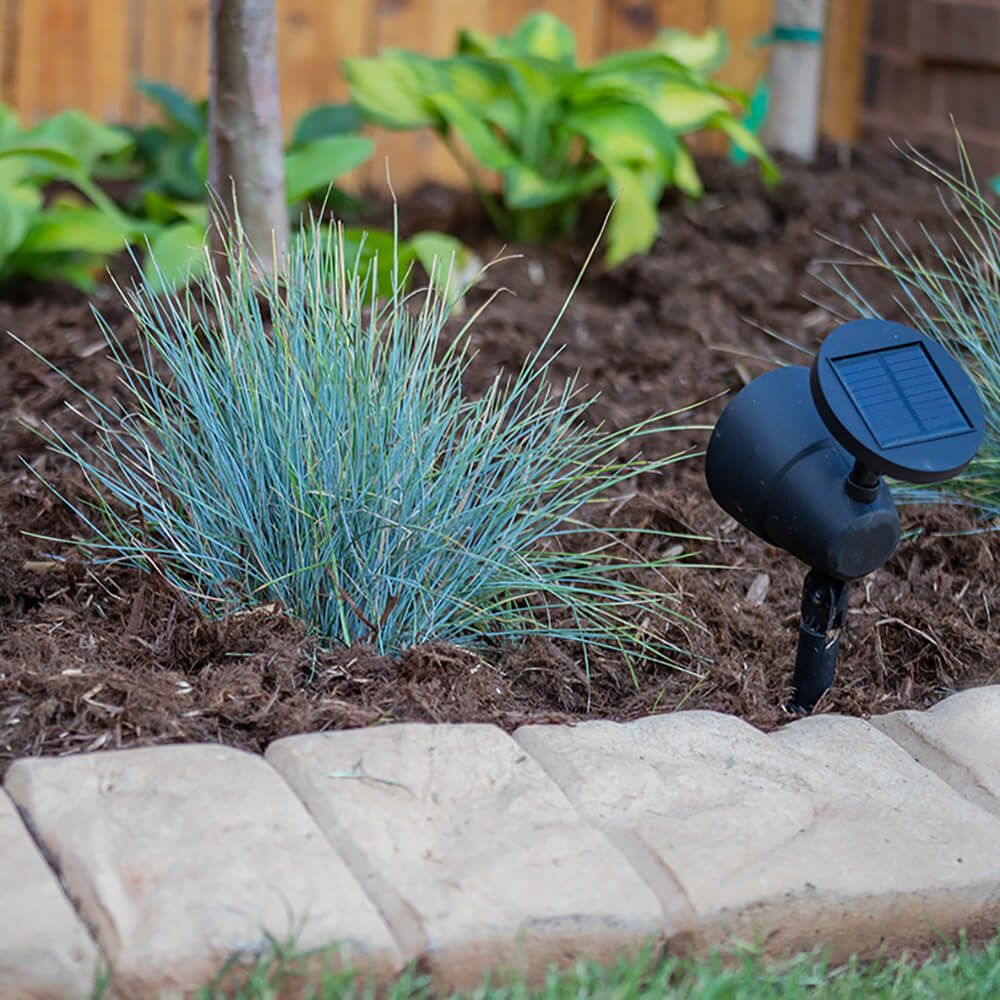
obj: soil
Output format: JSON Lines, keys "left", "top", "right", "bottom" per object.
{"left": 2, "top": 141, "right": 997, "bottom": 777}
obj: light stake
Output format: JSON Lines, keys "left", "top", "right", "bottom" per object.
{"left": 705, "top": 319, "right": 984, "bottom": 712}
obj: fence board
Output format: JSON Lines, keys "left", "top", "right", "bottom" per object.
{"left": 277, "top": 0, "right": 368, "bottom": 128}
{"left": 11, "top": 0, "right": 46, "bottom": 120}
{"left": 88, "top": 0, "right": 132, "bottom": 122}
{"left": 822, "top": 0, "right": 869, "bottom": 142}
{"left": 138, "top": 0, "right": 209, "bottom": 123}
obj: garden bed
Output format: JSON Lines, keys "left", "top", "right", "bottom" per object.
{"left": 1, "top": 142, "right": 996, "bottom": 776}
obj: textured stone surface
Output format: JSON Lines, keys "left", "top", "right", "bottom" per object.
{"left": 516, "top": 710, "right": 1000, "bottom": 960}
{"left": 0, "top": 788, "right": 103, "bottom": 1000}
{"left": 5, "top": 745, "right": 402, "bottom": 999}
{"left": 267, "top": 722, "right": 666, "bottom": 989}
{"left": 869, "top": 686, "right": 1000, "bottom": 818}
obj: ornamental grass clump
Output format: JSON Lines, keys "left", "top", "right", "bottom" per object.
{"left": 821, "top": 137, "right": 1000, "bottom": 521}
{"left": 21, "top": 218, "right": 696, "bottom": 664}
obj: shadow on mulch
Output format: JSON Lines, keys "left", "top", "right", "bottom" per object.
{"left": 2, "top": 142, "right": 998, "bottom": 776}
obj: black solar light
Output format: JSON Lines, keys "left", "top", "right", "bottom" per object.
{"left": 705, "top": 318, "right": 984, "bottom": 712}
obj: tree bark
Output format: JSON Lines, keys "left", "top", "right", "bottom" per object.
{"left": 208, "top": 0, "right": 289, "bottom": 275}
{"left": 762, "top": 0, "right": 828, "bottom": 162}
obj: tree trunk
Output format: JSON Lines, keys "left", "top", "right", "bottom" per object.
{"left": 762, "top": 0, "right": 828, "bottom": 162}
{"left": 208, "top": 0, "right": 288, "bottom": 275}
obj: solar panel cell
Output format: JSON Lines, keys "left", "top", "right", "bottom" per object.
{"left": 830, "top": 343, "right": 971, "bottom": 449}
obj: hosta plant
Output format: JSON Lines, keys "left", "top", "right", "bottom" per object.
{"left": 345, "top": 12, "right": 778, "bottom": 265}
{"left": 820, "top": 135, "right": 1000, "bottom": 520}
{"left": 127, "top": 81, "right": 472, "bottom": 297}
{"left": 0, "top": 104, "right": 151, "bottom": 290}
{"left": 17, "top": 218, "right": 697, "bottom": 669}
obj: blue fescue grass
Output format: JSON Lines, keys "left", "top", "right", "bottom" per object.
{"left": 12, "top": 217, "right": 703, "bottom": 668}
{"left": 816, "top": 133, "right": 1000, "bottom": 523}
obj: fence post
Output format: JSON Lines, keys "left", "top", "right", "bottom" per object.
{"left": 762, "top": 0, "right": 828, "bottom": 161}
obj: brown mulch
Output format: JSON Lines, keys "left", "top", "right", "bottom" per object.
{"left": 2, "top": 141, "right": 998, "bottom": 777}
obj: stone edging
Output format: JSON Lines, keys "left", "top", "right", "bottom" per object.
{"left": 3, "top": 686, "right": 999, "bottom": 998}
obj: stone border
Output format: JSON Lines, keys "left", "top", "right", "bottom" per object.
{"left": 3, "top": 686, "right": 999, "bottom": 998}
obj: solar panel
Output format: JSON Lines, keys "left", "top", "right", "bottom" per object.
{"left": 830, "top": 343, "right": 972, "bottom": 449}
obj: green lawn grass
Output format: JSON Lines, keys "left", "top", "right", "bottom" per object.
{"left": 89, "top": 928, "right": 1000, "bottom": 999}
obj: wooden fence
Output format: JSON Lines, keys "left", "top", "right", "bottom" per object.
{"left": 0, "top": 0, "right": 868, "bottom": 190}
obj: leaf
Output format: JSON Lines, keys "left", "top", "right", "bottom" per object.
{"left": 671, "top": 144, "right": 703, "bottom": 198}
{"left": 651, "top": 27, "right": 729, "bottom": 73}
{"left": 343, "top": 53, "right": 437, "bottom": 129}
{"left": 605, "top": 166, "right": 660, "bottom": 266}
{"left": 290, "top": 104, "right": 364, "bottom": 148}
{"left": 18, "top": 204, "right": 133, "bottom": 255}
{"left": 441, "top": 57, "right": 507, "bottom": 105}
{"left": 284, "top": 135, "right": 373, "bottom": 205}
{"left": 588, "top": 49, "right": 690, "bottom": 79}
{"left": 648, "top": 80, "right": 731, "bottom": 132}
{"left": 7, "top": 250, "right": 106, "bottom": 291}
{"left": 482, "top": 96, "right": 523, "bottom": 138}
{"left": 707, "top": 113, "right": 780, "bottom": 185}
{"left": 0, "top": 104, "right": 22, "bottom": 143}
{"left": 0, "top": 140, "right": 79, "bottom": 171}
{"left": 407, "top": 230, "right": 479, "bottom": 297}
{"left": 141, "top": 222, "right": 208, "bottom": 294}
{"left": 503, "top": 162, "right": 602, "bottom": 208}
{"left": 426, "top": 92, "right": 514, "bottom": 170}
{"left": 27, "top": 111, "right": 132, "bottom": 171}
{"left": 143, "top": 191, "right": 207, "bottom": 227}
{"left": 509, "top": 12, "right": 577, "bottom": 66}
{"left": 338, "top": 226, "right": 418, "bottom": 298}
{"left": 565, "top": 102, "right": 676, "bottom": 172}
{"left": 0, "top": 186, "right": 40, "bottom": 266}
{"left": 135, "top": 79, "right": 206, "bottom": 134}
{"left": 456, "top": 27, "right": 504, "bottom": 59}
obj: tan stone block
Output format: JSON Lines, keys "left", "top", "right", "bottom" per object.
{"left": 266, "top": 723, "right": 665, "bottom": 990}
{"left": 869, "top": 686, "right": 1000, "bottom": 818}
{"left": 516, "top": 711, "right": 1000, "bottom": 961}
{"left": 5, "top": 745, "right": 402, "bottom": 999}
{"left": 0, "top": 789, "right": 103, "bottom": 1000}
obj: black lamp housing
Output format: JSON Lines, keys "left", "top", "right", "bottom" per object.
{"left": 705, "top": 318, "right": 984, "bottom": 712}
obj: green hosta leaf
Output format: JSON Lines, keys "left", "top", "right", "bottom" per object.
{"left": 407, "top": 230, "right": 478, "bottom": 298}
{"left": 284, "top": 135, "right": 373, "bottom": 204}
{"left": 135, "top": 79, "right": 206, "bottom": 134}
{"left": 672, "top": 144, "right": 702, "bottom": 197}
{"left": 509, "top": 12, "right": 577, "bottom": 65}
{"left": 606, "top": 166, "right": 660, "bottom": 266}
{"left": 503, "top": 162, "right": 602, "bottom": 208}
{"left": 143, "top": 191, "right": 207, "bottom": 227}
{"left": 27, "top": 111, "right": 132, "bottom": 171}
{"left": 0, "top": 104, "right": 22, "bottom": 143}
{"left": 707, "top": 112, "right": 780, "bottom": 184}
{"left": 500, "top": 55, "right": 575, "bottom": 110}
{"left": 339, "top": 227, "right": 418, "bottom": 298}
{"left": 651, "top": 27, "right": 729, "bottom": 73}
{"left": 483, "top": 95, "right": 523, "bottom": 137}
{"left": 566, "top": 102, "right": 675, "bottom": 172}
{"left": 0, "top": 140, "right": 79, "bottom": 172}
{"left": 427, "top": 92, "right": 514, "bottom": 170}
{"left": 456, "top": 27, "right": 504, "bottom": 59}
{"left": 441, "top": 56, "right": 507, "bottom": 105}
{"left": 344, "top": 52, "right": 437, "bottom": 128}
{"left": 649, "top": 80, "right": 731, "bottom": 132}
{"left": 588, "top": 49, "right": 689, "bottom": 79}
{"left": 7, "top": 250, "right": 107, "bottom": 291}
{"left": 142, "top": 222, "right": 208, "bottom": 294}
{"left": 0, "top": 186, "right": 40, "bottom": 266}
{"left": 290, "top": 104, "right": 364, "bottom": 147}
{"left": 19, "top": 203, "right": 132, "bottom": 255}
